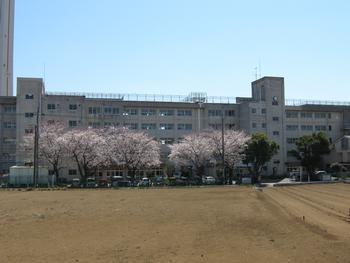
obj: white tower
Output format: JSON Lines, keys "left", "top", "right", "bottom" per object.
{"left": 0, "top": 0, "right": 14, "bottom": 96}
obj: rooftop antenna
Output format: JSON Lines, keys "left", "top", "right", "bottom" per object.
{"left": 43, "top": 63, "right": 46, "bottom": 84}
{"left": 258, "top": 59, "right": 262, "bottom": 78}
{"left": 254, "top": 66, "right": 258, "bottom": 80}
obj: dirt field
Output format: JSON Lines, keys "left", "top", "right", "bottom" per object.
{"left": 0, "top": 184, "right": 349, "bottom": 263}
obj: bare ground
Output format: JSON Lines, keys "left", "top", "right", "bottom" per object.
{"left": 0, "top": 184, "right": 349, "bottom": 263}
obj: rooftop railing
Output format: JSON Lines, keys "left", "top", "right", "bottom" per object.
{"left": 45, "top": 92, "right": 350, "bottom": 106}
{"left": 45, "top": 91, "right": 237, "bottom": 104}
{"left": 286, "top": 99, "right": 350, "bottom": 106}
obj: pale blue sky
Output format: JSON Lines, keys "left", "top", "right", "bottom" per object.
{"left": 14, "top": 0, "right": 350, "bottom": 100}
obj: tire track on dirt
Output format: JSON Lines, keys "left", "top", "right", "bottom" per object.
{"left": 278, "top": 187, "right": 348, "bottom": 221}
{"left": 284, "top": 187, "right": 350, "bottom": 218}
{"left": 265, "top": 187, "right": 350, "bottom": 239}
{"left": 298, "top": 186, "right": 350, "bottom": 200}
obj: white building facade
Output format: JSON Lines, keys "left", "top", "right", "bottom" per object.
{"left": 1, "top": 76, "right": 350, "bottom": 180}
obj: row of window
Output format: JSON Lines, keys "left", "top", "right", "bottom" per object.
{"left": 86, "top": 107, "right": 193, "bottom": 117}
{"left": 209, "top": 123, "right": 236, "bottom": 130}
{"left": 286, "top": 125, "right": 331, "bottom": 131}
{"left": 208, "top": 109, "right": 235, "bottom": 117}
{"left": 287, "top": 137, "right": 333, "bottom": 145}
{"left": 286, "top": 111, "right": 332, "bottom": 119}
{"left": 2, "top": 138, "right": 16, "bottom": 144}
{"left": 251, "top": 108, "right": 266, "bottom": 114}
{"left": 2, "top": 122, "right": 16, "bottom": 129}
{"left": 252, "top": 122, "right": 332, "bottom": 132}
{"left": 69, "top": 121, "right": 194, "bottom": 130}
{"left": 2, "top": 105, "right": 16, "bottom": 113}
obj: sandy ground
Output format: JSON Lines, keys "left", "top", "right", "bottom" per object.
{"left": 0, "top": 184, "right": 349, "bottom": 263}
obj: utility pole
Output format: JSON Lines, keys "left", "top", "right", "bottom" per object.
{"left": 221, "top": 110, "right": 225, "bottom": 184}
{"left": 33, "top": 105, "right": 40, "bottom": 187}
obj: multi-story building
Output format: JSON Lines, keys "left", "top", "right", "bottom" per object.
{"left": 1, "top": 76, "right": 350, "bottom": 180}
{"left": 0, "top": 0, "right": 15, "bottom": 96}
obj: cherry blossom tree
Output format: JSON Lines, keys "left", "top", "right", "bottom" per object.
{"left": 62, "top": 128, "right": 107, "bottom": 182}
{"left": 169, "top": 133, "right": 213, "bottom": 178}
{"left": 38, "top": 121, "right": 67, "bottom": 182}
{"left": 21, "top": 122, "right": 67, "bottom": 182}
{"left": 205, "top": 130, "right": 250, "bottom": 183}
{"left": 104, "top": 127, "right": 161, "bottom": 182}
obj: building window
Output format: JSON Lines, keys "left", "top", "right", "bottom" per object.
{"left": 315, "top": 112, "right": 327, "bottom": 119}
{"left": 329, "top": 125, "right": 332, "bottom": 131}
{"left": 287, "top": 138, "right": 298, "bottom": 144}
{"left": 69, "top": 120, "right": 77, "bottom": 127}
{"left": 252, "top": 123, "right": 257, "bottom": 128}
{"left": 225, "top": 123, "right": 235, "bottom": 130}
{"left": 4, "top": 105, "right": 16, "bottom": 113}
{"left": 315, "top": 125, "right": 326, "bottom": 131}
{"left": 104, "top": 107, "right": 119, "bottom": 115}
{"left": 300, "top": 112, "right": 313, "bottom": 118}
{"left": 177, "top": 110, "right": 192, "bottom": 116}
{"left": 272, "top": 96, "right": 279, "bottom": 105}
{"left": 159, "top": 110, "right": 174, "bottom": 116}
{"left": 123, "top": 109, "right": 138, "bottom": 116}
{"left": 251, "top": 108, "right": 257, "bottom": 114}
{"left": 141, "top": 109, "right": 156, "bottom": 116}
{"left": 262, "top": 123, "right": 266, "bottom": 128}
{"left": 261, "top": 108, "right": 266, "bottom": 114}
{"left": 286, "top": 125, "right": 298, "bottom": 131}
{"left": 159, "top": 123, "right": 174, "bottom": 130}
{"left": 208, "top": 109, "right": 222, "bottom": 117}
{"left": 177, "top": 123, "right": 192, "bottom": 130}
{"left": 329, "top": 138, "right": 333, "bottom": 144}
{"left": 272, "top": 116, "right": 279, "bottom": 121}
{"left": 68, "top": 169, "right": 77, "bottom": 176}
{"left": 69, "top": 104, "right": 77, "bottom": 110}
{"left": 2, "top": 137, "right": 16, "bottom": 144}
{"left": 286, "top": 111, "right": 298, "bottom": 118}
{"left": 25, "top": 112, "right": 34, "bottom": 118}
{"left": 328, "top": 113, "right": 332, "bottom": 119}
{"left": 301, "top": 125, "right": 313, "bottom": 131}
{"left": 225, "top": 110, "right": 235, "bottom": 117}
{"left": 141, "top": 123, "right": 156, "bottom": 130}
{"left": 3, "top": 121, "right": 16, "bottom": 128}
{"left": 125, "top": 123, "right": 138, "bottom": 130}
{"left": 25, "top": 128, "right": 33, "bottom": 134}
{"left": 88, "top": 107, "right": 101, "bottom": 115}
{"left": 88, "top": 122, "right": 100, "bottom": 128}
{"left": 273, "top": 131, "right": 280, "bottom": 136}
{"left": 209, "top": 124, "right": 222, "bottom": 130}
{"left": 160, "top": 138, "right": 174, "bottom": 145}
{"left": 47, "top": 104, "right": 56, "bottom": 110}
{"left": 25, "top": 94, "right": 34, "bottom": 99}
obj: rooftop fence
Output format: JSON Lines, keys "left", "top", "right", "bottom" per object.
{"left": 286, "top": 99, "right": 350, "bottom": 107}
{"left": 45, "top": 91, "right": 350, "bottom": 106}
{"left": 45, "top": 91, "right": 237, "bottom": 104}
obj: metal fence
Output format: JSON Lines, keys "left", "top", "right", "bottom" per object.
{"left": 45, "top": 91, "right": 237, "bottom": 104}
{"left": 45, "top": 92, "right": 350, "bottom": 106}
{"left": 286, "top": 99, "right": 350, "bottom": 107}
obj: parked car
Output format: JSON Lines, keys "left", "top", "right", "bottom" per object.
{"left": 138, "top": 177, "right": 151, "bottom": 187}
{"left": 85, "top": 177, "right": 98, "bottom": 188}
{"left": 152, "top": 176, "right": 165, "bottom": 186}
{"left": 111, "top": 176, "right": 131, "bottom": 187}
{"left": 71, "top": 178, "right": 81, "bottom": 188}
{"left": 315, "top": 171, "right": 331, "bottom": 181}
{"left": 202, "top": 176, "right": 216, "bottom": 185}
{"left": 98, "top": 178, "right": 110, "bottom": 188}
